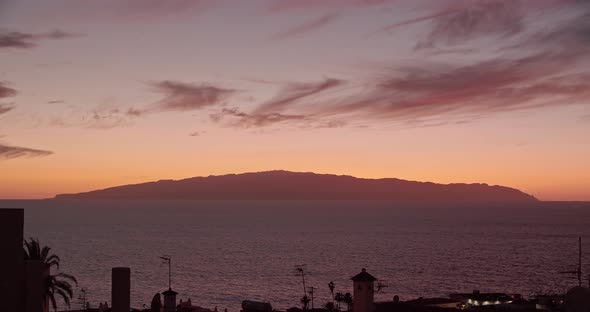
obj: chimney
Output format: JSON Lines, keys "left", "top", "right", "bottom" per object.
{"left": 112, "top": 267, "right": 131, "bottom": 312}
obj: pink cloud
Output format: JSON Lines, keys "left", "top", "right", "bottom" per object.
{"left": 149, "top": 80, "right": 236, "bottom": 112}
{"left": 0, "top": 82, "right": 17, "bottom": 98}
{"left": 254, "top": 78, "right": 345, "bottom": 113}
{"left": 0, "top": 29, "right": 80, "bottom": 49}
{"left": 270, "top": 13, "right": 339, "bottom": 41}
{"left": 0, "top": 143, "right": 53, "bottom": 160}
{"left": 269, "top": 0, "right": 396, "bottom": 12}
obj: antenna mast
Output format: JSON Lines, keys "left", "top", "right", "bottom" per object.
{"left": 559, "top": 237, "right": 583, "bottom": 287}
{"left": 578, "top": 237, "right": 582, "bottom": 287}
{"left": 160, "top": 256, "right": 172, "bottom": 289}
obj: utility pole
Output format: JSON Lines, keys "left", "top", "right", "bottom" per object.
{"left": 578, "top": 237, "right": 582, "bottom": 287}
{"left": 160, "top": 256, "right": 172, "bottom": 289}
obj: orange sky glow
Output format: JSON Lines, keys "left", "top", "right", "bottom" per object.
{"left": 1, "top": 0, "right": 589, "bottom": 200}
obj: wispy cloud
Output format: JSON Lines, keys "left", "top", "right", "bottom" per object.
{"left": 48, "top": 106, "right": 137, "bottom": 130}
{"left": 0, "top": 82, "right": 17, "bottom": 98}
{"left": 51, "top": 0, "right": 213, "bottom": 21}
{"left": 0, "top": 29, "right": 80, "bottom": 49}
{"left": 254, "top": 78, "right": 345, "bottom": 113}
{"left": 415, "top": 1, "right": 526, "bottom": 49}
{"left": 269, "top": 0, "right": 396, "bottom": 12}
{"left": 372, "top": 8, "right": 460, "bottom": 36}
{"left": 149, "top": 80, "right": 236, "bottom": 112}
{"left": 0, "top": 143, "right": 53, "bottom": 160}
{"left": 211, "top": 107, "right": 308, "bottom": 128}
{"left": 0, "top": 104, "right": 14, "bottom": 115}
{"left": 0, "top": 82, "right": 16, "bottom": 115}
{"left": 207, "top": 78, "right": 353, "bottom": 129}
{"left": 270, "top": 13, "right": 338, "bottom": 41}
{"left": 221, "top": 50, "right": 589, "bottom": 128}
{"left": 316, "top": 52, "right": 590, "bottom": 122}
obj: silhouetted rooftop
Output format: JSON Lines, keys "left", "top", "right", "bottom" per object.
{"left": 351, "top": 268, "right": 377, "bottom": 281}
{"left": 162, "top": 288, "right": 178, "bottom": 296}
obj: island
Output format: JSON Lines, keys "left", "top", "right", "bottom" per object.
{"left": 53, "top": 170, "right": 538, "bottom": 202}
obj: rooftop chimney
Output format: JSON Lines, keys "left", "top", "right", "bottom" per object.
{"left": 112, "top": 267, "right": 131, "bottom": 312}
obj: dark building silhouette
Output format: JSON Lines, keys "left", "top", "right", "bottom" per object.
{"left": 0, "top": 209, "right": 25, "bottom": 312}
{"left": 352, "top": 268, "right": 377, "bottom": 312}
{"left": 112, "top": 267, "right": 131, "bottom": 312}
{"left": 163, "top": 288, "right": 178, "bottom": 312}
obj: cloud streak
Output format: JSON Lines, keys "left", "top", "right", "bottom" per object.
{"left": 0, "top": 82, "right": 16, "bottom": 115}
{"left": 0, "top": 29, "right": 80, "bottom": 49}
{"left": 49, "top": 0, "right": 213, "bottom": 21}
{"left": 211, "top": 107, "right": 308, "bottom": 128}
{"left": 415, "top": 1, "right": 526, "bottom": 49}
{"left": 0, "top": 104, "right": 14, "bottom": 115}
{"left": 254, "top": 78, "right": 345, "bottom": 113}
{"left": 0, "top": 143, "right": 53, "bottom": 159}
{"left": 149, "top": 80, "right": 236, "bottom": 112}
{"left": 270, "top": 13, "right": 338, "bottom": 41}
{"left": 269, "top": 0, "right": 396, "bottom": 12}
{"left": 317, "top": 52, "right": 590, "bottom": 122}
{"left": 0, "top": 82, "right": 17, "bottom": 98}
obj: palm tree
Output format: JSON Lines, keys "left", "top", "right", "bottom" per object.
{"left": 334, "top": 292, "right": 344, "bottom": 310}
{"left": 323, "top": 302, "right": 336, "bottom": 312}
{"left": 328, "top": 281, "right": 335, "bottom": 303}
{"left": 301, "top": 295, "right": 310, "bottom": 310}
{"left": 343, "top": 293, "right": 353, "bottom": 311}
{"left": 24, "top": 238, "right": 78, "bottom": 311}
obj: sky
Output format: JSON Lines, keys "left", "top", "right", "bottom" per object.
{"left": 0, "top": 0, "right": 589, "bottom": 200}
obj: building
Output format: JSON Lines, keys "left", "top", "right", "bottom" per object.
{"left": 352, "top": 268, "right": 378, "bottom": 312}
{"left": 112, "top": 267, "right": 131, "bottom": 312}
{"left": 163, "top": 288, "right": 179, "bottom": 312}
{"left": 450, "top": 291, "right": 514, "bottom": 307}
{"left": 0, "top": 209, "right": 25, "bottom": 312}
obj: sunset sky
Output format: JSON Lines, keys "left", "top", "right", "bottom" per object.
{"left": 1, "top": 0, "right": 589, "bottom": 200}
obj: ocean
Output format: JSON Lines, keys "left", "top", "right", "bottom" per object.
{"left": 1, "top": 200, "right": 589, "bottom": 311}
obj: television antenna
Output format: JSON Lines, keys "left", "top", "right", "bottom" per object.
{"left": 160, "top": 255, "right": 172, "bottom": 289}
{"left": 307, "top": 287, "right": 317, "bottom": 309}
{"left": 559, "top": 237, "right": 583, "bottom": 287}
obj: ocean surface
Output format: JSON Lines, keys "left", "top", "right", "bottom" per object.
{"left": 1, "top": 200, "right": 590, "bottom": 311}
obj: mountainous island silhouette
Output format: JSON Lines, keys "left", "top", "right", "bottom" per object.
{"left": 54, "top": 170, "right": 537, "bottom": 202}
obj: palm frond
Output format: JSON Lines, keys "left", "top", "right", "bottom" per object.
{"left": 54, "top": 288, "right": 72, "bottom": 307}
{"left": 46, "top": 259, "right": 60, "bottom": 270}
{"left": 41, "top": 246, "right": 51, "bottom": 262}
{"left": 24, "top": 238, "right": 77, "bottom": 312}
{"left": 46, "top": 254, "right": 60, "bottom": 263}
{"left": 48, "top": 291, "right": 57, "bottom": 312}
{"left": 54, "top": 273, "right": 78, "bottom": 285}
{"left": 53, "top": 280, "right": 74, "bottom": 297}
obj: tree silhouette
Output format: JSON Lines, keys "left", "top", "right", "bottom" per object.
{"left": 24, "top": 238, "right": 78, "bottom": 311}
{"left": 343, "top": 293, "right": 353, "bottom": 311}
{"left": 328, "top": 281, "right": 335, "bottom": 303}
{"left": 323, "top": 302, "right": 336, "bottom": 312}
{"left": 301, "top": 295, "right": 310, "bottom": 310}
{"left": 334, "top": 292, "right": 344, "bottom": 310}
